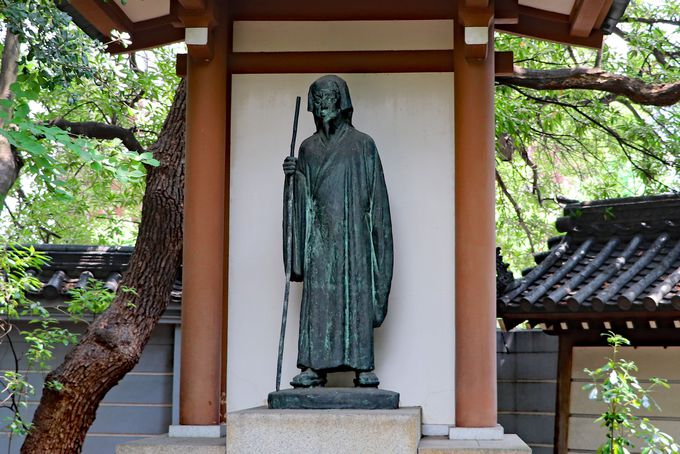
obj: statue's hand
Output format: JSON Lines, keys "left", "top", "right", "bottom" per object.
{"left": 283, "top": 156, "right": 297, "bottom": 176}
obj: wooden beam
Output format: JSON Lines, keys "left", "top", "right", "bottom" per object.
{"left": 496, "top": 6, "right": 603, "bottom": 49}
{"left": 176, "top": 53, "right": 188, "bottom": 77}
{"left": 229, "top": 0, "right": 456, "bottom": 20}
{"left": 178, "top": 0, "right": 207, "bottom": 11}
{"left": 176, "top": 7, "right": 216, "bottom": 27}
{"left": 594, "top": 0, "right": 614, "bottom": 29}
{"left": 133, "top": 14, "right": 179, "bottom": 32}
{"left": 502, "top": 310, "right": 680, "bottom": 325}
{"left": 108, "top": 25, "right": 185, "bottom": 54}
{"left": 230, "top": 50, "right": 455, "bottom": 73}
{"left": 558, "top": 327, "right": 680, "bottom": 354}
{"left": 570, "top": 0, "right": 608, "bottom": 38}
{"left": 465, "top": 0, "right": 490, "bottom": 7}
{"left": 67, "top": 0, "right": 133, "bottom": 37}
{"left": 458, "top": 2, "right": 494, "bottom": 61}
{"left": 494, "top": 49, "right": 515, "bottom": 73}
{"left": 229, "top": 50, "right": 513, "bottom": 74}
{"left": 459, "top": 6, "right": 493, "bottom": 27}
{"left": 495, "top": 0, "right": 519, "bottom": 25}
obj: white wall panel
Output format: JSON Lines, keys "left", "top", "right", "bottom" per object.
{"left": 228, "top": 73, "right": 455, "bottom": 425}
{"left": 233, "top": 20, "right": 454, "bottom": 52}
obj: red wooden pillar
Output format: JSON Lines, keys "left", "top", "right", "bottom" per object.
{"left": 453, "top": 14, "right": 498, "bottom": 428}
{"left": 179, "top": 4, "right": 229, "bottom": 426}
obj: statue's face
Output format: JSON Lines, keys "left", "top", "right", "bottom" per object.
{"left": 311, "top": 86, "right": 341, "bottom": 123}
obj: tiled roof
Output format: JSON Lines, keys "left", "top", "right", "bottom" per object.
{"left": 21, "top": 245, "right": 181, "bottom": 323}
{"left": 498, "top": 194, "right": 680, "bottom": 331}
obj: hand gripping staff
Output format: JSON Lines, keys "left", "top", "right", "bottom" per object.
{"left": 276, "top": 96, "right": 301, "bottom": 391}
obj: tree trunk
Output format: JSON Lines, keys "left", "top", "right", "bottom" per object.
{"left": 0, "top": 30, "right": 22, "bottom": 205}
{"left": 21, "top": 80, "right": 186, "bottom": 454}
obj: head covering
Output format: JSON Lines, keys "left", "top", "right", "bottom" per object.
{"left": 307, "top": 75, "right": 353, "bottom": 123}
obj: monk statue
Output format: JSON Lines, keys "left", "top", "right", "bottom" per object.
{"left": 282, "top": 75, "right": 394, "bottom": 389}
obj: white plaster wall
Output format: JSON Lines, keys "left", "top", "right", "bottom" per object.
{"left": 233, "top": 20, "right": 454, "bottom": 52}
{"left": 227, "top": 73, "right": 455, "bottom": 425}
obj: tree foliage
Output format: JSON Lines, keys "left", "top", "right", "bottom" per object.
{"left": 0, "top": 0, "right": 181, "bottom": 444}
{"left": 495, "top": 0, "right": 680, "bottom": 273}
{"left": 0, "top": 0, "right": 179, "bottom": 244}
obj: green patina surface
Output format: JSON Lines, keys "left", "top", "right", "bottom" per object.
{"left": 284, "top": 76, "right": 393, "bottom": 385}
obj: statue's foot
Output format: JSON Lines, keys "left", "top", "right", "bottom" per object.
{"left": 291, "top": 369, "right": 326, "bottom": 388}
{"left": 354, "top": 371, "right": 380, "bottom": 388}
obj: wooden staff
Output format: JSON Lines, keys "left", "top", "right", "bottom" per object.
{"left": 276, "top": 96, "right": 301, "bottom": 391}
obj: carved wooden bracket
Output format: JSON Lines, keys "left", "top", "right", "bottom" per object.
{"left": 459, "top": 1, "right": 494, "bottom": 60}
{"left": 173, "top": 0, "right": 217, "bottom": 61}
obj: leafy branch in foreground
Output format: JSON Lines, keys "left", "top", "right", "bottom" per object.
{"left": 0, "top": 246, "right": 123, "bottom": 436}
{"left": 583, "top": 332, "right": 679, "bottom": 454}
{"left": 0, "top": 245, "right": 50, "bottom": 435}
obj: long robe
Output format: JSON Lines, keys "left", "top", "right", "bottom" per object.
{"left": 285, "top": 123, "right": 393, "bottom": 372}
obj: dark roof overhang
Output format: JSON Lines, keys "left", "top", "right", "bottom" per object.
{"left": 601, "top": 0, "right": 631, "bottom": 34}
{"left": 498, "top": 194, "right": 680, "bottom": 335}
{"left": 17, "top": 244, "right": 181, "bottom": 324}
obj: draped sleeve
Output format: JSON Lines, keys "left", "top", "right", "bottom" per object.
{"left": 283, "top": 146, "right": 308, "bottom": 281}
{"left": 368, "top": 142, "right": 393, "bottom": 327}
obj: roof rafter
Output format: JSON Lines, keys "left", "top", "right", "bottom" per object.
{"left": 496, "top": 6, "right": 603, "bottom": 48}
{"left": 62, "top": 0, "right": 622, "bottom": 52}
{"left": 570, "top": 0, "right": 611, "bottom": 38}
{"left": 67, "top": 0, "right": 134, "bottom": 37}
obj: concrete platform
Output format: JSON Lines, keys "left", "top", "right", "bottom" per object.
{"left": 227, "top": 406, "right": 422, "bottom": 454}
{"left": 116, "top": 435, "right": 226, "bottom": 454}
{"left": 418, "top": 435, "right": 531, "bottom": 454}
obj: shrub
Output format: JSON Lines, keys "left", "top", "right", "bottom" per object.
{"left": 583, "top": 332, "right": 680, "bottom": 454}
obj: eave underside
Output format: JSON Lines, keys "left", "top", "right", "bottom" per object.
{"left": 61, "top": 0, "right": 619, "bottom": 53}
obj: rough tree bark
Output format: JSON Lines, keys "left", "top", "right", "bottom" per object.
{"left": 497, "top": 66, "right": 680, "bottom": 106}
{"left": 0, "top": 30, "right": 22, "bottom": 205}
{"left": 21, "top": 80, "right": 186, "bottom": 454}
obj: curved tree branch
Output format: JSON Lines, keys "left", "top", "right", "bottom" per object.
{"left": 620, "top": 17, "right": 680, "bottom": 26}
{"left": 495, "top": 169, "right": 536, "bottom": 253}
{"left": 49, "top": 119, "right": 145, "bottom": 153}
{"left": 498, "top": 67, "right": 680, "bottom": 107}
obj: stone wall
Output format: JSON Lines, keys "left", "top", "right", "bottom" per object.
{"left": 497, "top": 330, "right": 559, "bottom": 454}
{"left": 0, "top": 322, "right": 177, "bottom": 454}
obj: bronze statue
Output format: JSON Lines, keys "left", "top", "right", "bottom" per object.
{"left": 282, "top": 75, "right": 394, "bottom": 388}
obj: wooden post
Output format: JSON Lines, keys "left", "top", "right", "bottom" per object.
{"left": 179, "top": 5, "right": 228, "bottom": 425}
{"left": 453, "top": 14, "right": 498, "bottom": 428}
{"left": 555, "top": 336, "right": 574, "bottom": 453}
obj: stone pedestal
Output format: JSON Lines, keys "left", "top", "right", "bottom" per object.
{"left": 227, "top": 406, "right": 421, "bottom": 454}
{"left": 449, "top": 424, "right": 504, "bottom": 440}
{"left": 418, "top": 435, "right": 531, "bottom": 454}
{"left": 116, "top": 436, "right": 226, "bottom": 454}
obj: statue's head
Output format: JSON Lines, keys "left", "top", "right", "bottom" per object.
{"left": 307, "top": 75, "right": 353, "bottom": 126}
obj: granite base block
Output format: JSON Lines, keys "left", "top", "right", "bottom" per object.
{"left": 116, "top": 435, "right": 226, "bottom": 454}
{"left": 418, "top": 435, "right": 531, "bottom": 454}
{"left": 169, "top": 424, "right": 226, "bottom": 438}
{"left": 227, "top": 406, "right": 421, "bottom": 454}
{"left": 449, "top": 424, "right": 504, "bottom": 440}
